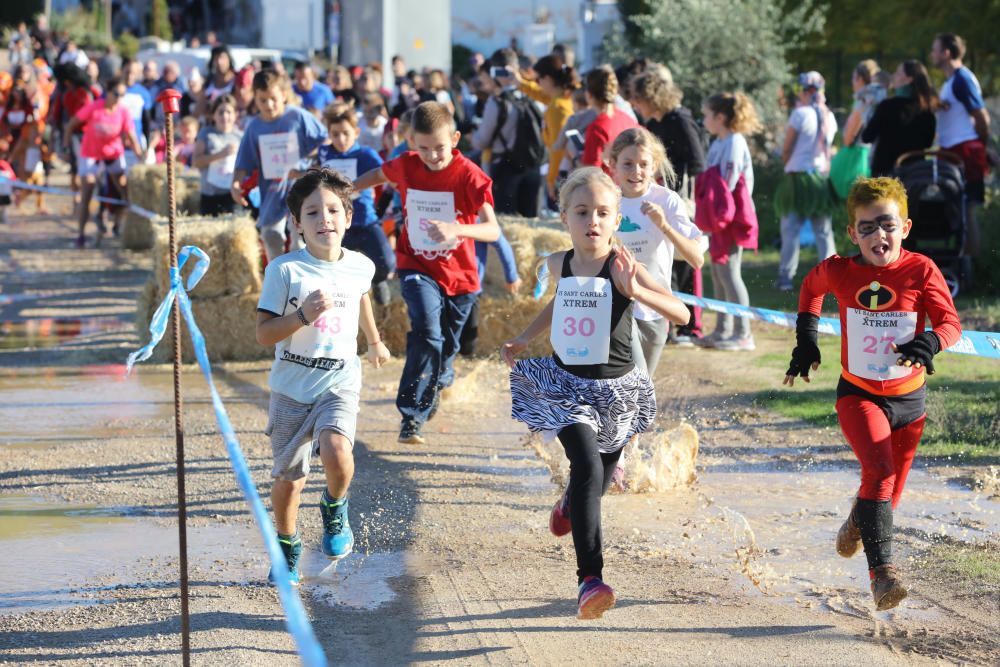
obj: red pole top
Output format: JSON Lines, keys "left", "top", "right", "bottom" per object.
{"left": 156, "top": 89, "right": 183, "bottom": 114}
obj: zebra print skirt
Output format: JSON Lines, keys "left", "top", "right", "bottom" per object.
{"left": 509, "top": 356, "right": 656, "bottom": 454}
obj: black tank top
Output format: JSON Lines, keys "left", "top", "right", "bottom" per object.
{"left": 552, "top": 250, "right": 635, "bottom": 379}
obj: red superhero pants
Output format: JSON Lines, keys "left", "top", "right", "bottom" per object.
{"left": 835, "top": 394, "right": 925, "bottom": 508}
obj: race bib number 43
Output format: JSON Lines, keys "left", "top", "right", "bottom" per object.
{"left": 259, "top": 132, "right": 300, "bottom": 181}
{"left": 550, "top": 276, "right": 612, "bottom": 365}
{"left": 846, "top": 307, "right": 917, "bottom": 380}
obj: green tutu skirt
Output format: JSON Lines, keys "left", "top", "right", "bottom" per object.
{"left": 774, "top": 171, "right": 837, "bottom": 218}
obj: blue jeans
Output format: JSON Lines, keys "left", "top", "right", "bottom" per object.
{"left": 343, "top": 224, "right": 395, "bottom": 283}
{"left": 396, "top": 271, "right": 477, "bottom": 427}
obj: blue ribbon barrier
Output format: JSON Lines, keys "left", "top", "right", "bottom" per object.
{"left": 532, "top": 251, "right": 551, "bottom": 301}
{"left": 126, "top": 246, "right": 328, "bottom": 667}
{"left": 674, "top": 292, "right": 1000, "bottom": 360}
{"left": 5, "top": 177, "right": 158, "bottom": 219}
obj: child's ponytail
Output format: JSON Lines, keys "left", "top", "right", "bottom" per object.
{"left": 705, "top": 92, "right": 762, "bottom": 136}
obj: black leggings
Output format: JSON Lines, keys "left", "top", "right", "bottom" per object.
{"left": 559, "top": 423, "right": 622, "bottom": 583}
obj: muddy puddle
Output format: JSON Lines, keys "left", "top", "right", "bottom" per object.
{"left": 0, "top": 494, "right": 262, "bottom": 615}
{"left": 0, "top": 365, "right": 173, "bottom": 447}
{"left": 615, "top": 450, "right": 1000, "bottom": 621}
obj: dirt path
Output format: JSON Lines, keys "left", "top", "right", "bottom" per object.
{"left": 0, "top": 189, "right": 997, "bottom": 665}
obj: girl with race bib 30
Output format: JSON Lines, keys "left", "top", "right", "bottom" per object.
{"left": 783, "top": 177, "right": 961, "bottom": 611}
{"left": 501, "top": 167, "right": 690, "bottom": 620}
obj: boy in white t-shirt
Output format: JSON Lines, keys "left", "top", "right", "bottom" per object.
{"left": 256, "top": 168, "right": 391, "bottom": 585}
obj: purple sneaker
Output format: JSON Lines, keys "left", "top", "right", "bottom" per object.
{"left": 577, "top": 576, "right": 616, "bottom": 619}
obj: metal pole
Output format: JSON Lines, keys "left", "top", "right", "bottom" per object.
{"left": 156, "top": 89, "right": 191, "bottom": 667}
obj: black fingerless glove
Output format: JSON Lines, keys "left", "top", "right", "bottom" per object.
{"left": 895, "top": 331, "right": 941, "bottom": 375}
{"left": 786, "top": 312, "right": 821, "bottom": 379}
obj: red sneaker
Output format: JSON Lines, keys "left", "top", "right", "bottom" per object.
{"left": 577, "top": 576, "right": 616, "bottom": 619}
{"left": 549, "top": 488, "right": 571, "bottom": 537}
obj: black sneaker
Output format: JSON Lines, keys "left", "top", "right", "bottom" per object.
{"left": 399, "top": 421, "right": 425, "bottom": 445}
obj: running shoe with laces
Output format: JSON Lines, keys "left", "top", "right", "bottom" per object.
{"left": 577, "top": 576, "right": 616, "bottom": 619}
{"left": 267, "top": 533, "right": 303, "bottom": 586}
{"left": 549, "top": 488, "right": 571, "bottom": 537}
{"left": 870, "top": 564, "right": 907, "bottom": 610}
{"left": 319, "top": 492, "right": 354, "bottom": 560}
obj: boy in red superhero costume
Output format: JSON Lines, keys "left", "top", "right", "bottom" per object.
{"left": 783, "top": 176, "right": 961, "bottom": 611}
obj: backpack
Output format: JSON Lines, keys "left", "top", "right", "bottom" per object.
{"left": 492, "top": 91, "right": 547, "bottom": 169}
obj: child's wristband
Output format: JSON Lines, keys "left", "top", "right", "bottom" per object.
{"left": 296, "top": 308, "right": 310, "bottom": 326}
{"left": 368, "top": 338, "right": 382, "bottom": 347}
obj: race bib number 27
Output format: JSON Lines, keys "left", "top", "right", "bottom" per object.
{"left": 846, "top": 307, "right": 917, "bottom": 380}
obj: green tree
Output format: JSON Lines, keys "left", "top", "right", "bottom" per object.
{"left": 603, "top": 0, "right": 826, "bottom": 128}
{"left": 150, "top": 0, "right": 172, "bottom": 41}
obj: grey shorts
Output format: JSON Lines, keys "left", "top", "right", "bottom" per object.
{"left": 265, "top": 388, "right": 360, "bottom": 481}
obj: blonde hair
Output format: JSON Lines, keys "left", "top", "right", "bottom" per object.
{"left": 704, "top": 92, "right": 762, "bottom": 135}
{"left": 847, "top": 176, "right": 908, "bottom": 225}
{"left": 607, "top": 126, "right": 677, "bottom": 188}
{"left": 558, "top": 166, "right": 621, "bottom": 213}
{"left": 854, "top": 59, "right": 880, "bottom": 85}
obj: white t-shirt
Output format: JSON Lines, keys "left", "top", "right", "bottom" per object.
{"left": 618, "top": 184, "right": 702, "bottom": 321}
{"left": 785, "top": 105, "right": 837, "bottom": 174}
{"left": 706, "top": 132, "right": 754, "bottom": 194}
{"left": 257, "top": 247, "right": 375, "bottom": 403}
{"left": 937, "top": 67, "right": 983, "bottom": 148}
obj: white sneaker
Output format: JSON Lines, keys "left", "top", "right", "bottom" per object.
{"left": 715, "top": 336, "right": 756, "bottom": 351}
{"left": 694, "top": 331, "right": 724, "bottom": 348}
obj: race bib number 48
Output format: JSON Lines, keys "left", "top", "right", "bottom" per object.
{"left": 550, "top": 276, "right": 612, "bottom": 365}
{"left": 846, "top": 307, "right": 917, "bottom": 380}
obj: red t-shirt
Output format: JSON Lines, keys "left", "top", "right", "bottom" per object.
{"left": 75, "top": 99, "right": 132, "bottom": 160}
{"left": 62, "top": 87, "right": 94, "bottom": 127}
{"left": 799, "top": 249, "right": 961, "bottom": 396}
{"left": 582, "top": 108, "right": 638, "bottom": 173}
{"left": 382, "top": 150, "right": 494, "bottom": 296}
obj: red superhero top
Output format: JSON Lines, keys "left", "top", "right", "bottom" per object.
{"left": 799, "top": 249, "right": 961, "bottom": 396}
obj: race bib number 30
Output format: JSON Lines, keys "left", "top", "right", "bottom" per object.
{"left": 259, "top": 132, "right": 300, "bottom": 181}
{"left": 846, "top": 307, "right": 917, "bottom": 380}
{"left": 550, "top": 276, "right": 612, "bottom": 365}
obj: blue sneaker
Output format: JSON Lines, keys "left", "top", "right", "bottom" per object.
{"left": 267, "top": 533, "right": 302, "bottom": 586}
{"left": 320, "top": 492, "right": 354, "bottom": 560}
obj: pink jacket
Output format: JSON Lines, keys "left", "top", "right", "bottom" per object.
{"left": 694, "top": 165, "right": 758, "bottom": 264}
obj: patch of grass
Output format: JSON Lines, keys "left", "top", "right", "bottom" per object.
{"left": 752, "top": 388, "right": 837, "bottom": 428}
{"left": 923, "top": 542, "right": 1000, "bottom": 590}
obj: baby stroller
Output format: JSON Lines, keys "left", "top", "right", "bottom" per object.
{"left": 894, "top": 149, "right": 970, "bottom": 296}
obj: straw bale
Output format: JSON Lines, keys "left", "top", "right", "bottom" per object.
{"left": 121, "top": 210, "right": 159, "bottom": 250}
{"left": 485, "top": 216, "right": 570, "bottom": 295}
{"left": 148, "top": 292, "right": 265, "bottom": 363}
{"left": 127, "top": 164, "right": 201, "bottom": 217}
{"left": 151, "top": 215, "right": 261, "bottom": 300}
{"left": 371, "top": 292, "right": 553, "bottom": 359}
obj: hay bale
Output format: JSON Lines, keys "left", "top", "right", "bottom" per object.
{"left": 127, "top": 164, "right": 201, "bottom": 217}
{"left": 372, "top": 292, "right": 553, "bottom": 359}
{"left": 148, "top": 292, "right": 265, "bottom": 363}
{"left": 150, "top": 215, "right": 261, "bottom": 300}
{"left": 486, "top": 216, "right": 571, "bottom": 294}
{"left": 121, "top": 211, "right": 160, "bottom": 250}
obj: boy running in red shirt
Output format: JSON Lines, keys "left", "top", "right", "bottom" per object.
{"left": 783, "top": 176, "right": 961, "bottom": 610}
{"left": 354, "top": 101, "right": 500, "bottom": 443}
